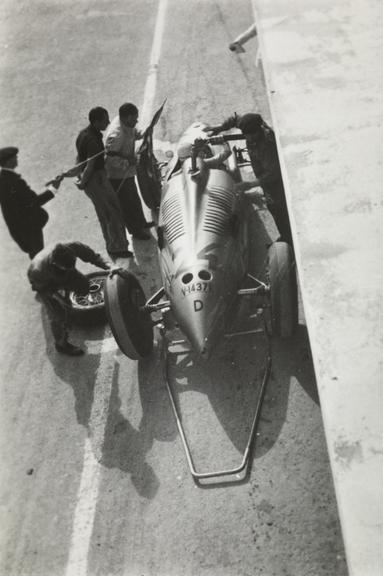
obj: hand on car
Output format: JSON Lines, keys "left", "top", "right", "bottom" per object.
{"left": 202, "top": 126, "right": 222, "bottom": 137}
{"left": 208, "top": 135, "right": 225, "bottom": 145}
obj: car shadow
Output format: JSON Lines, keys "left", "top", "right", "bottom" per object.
{"left": 255, "top": 324, "right": 318, "bottom": 458}
{"left": 159, "top": 320, "right": 317, "bottom": 486}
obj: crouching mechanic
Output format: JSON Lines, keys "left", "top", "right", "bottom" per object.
{"left": 27, "top": 242, "right": 110, "bottom": 356}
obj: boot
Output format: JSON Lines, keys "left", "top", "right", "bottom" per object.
{"left": 55, "top": 341, "right": 84, "bottom": 356}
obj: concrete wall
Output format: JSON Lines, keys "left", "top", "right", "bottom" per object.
{"left": 252, "top": 1, "right": 383, "bottom": 574}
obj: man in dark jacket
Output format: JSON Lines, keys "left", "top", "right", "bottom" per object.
{"left": 0, "top": 147, "right": 61, "bottom": 258}
{"left": 75, "top": 107, "right": 132, "bottom": 258}
{"left": 28, "top": 241, "right": 110, "bottom": 355}
{"left": 205, "top": 113, "right": 293, "bottom": 245}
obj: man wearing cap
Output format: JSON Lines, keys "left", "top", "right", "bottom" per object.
{"left": 28, "top": 241, "right": 110, "bottom": 355}
{"left": 0, "top": 147, "right": 61, "bottom": 258}
{"left": 205, "top": 113, "right": 293, "bottom": 245}
{"left": 105, "top": 103, "right": 152, "bottom": 240}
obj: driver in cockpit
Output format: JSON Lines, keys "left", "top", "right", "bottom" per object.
{"left": 166, "top": 136, "right": 232, "bottom": 181}
{"left": 177, "top": 137, "right": 231, "bottom": 169}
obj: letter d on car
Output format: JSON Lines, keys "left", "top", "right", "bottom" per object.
{"left": 194, "top": 300, "right": 203, "bottom": 312}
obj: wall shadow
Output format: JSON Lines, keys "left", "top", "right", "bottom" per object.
{"left": 255, "top": 323, "right": 318, "bottom": 459}
{"left": 163, "top": 320, "right": 318, "bottom": 472}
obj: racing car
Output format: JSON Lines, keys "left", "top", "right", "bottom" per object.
{"left": 104, "top": 120, "right": 297, "bottom": 361}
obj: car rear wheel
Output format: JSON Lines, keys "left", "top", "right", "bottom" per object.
{"left": 267, "top": 242, "right": 298, "bottom": 338}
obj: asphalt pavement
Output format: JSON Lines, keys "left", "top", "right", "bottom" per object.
{"left": 0, "top": 1, "right": 347, "bottom": 575}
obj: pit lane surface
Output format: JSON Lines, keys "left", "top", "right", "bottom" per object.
{"left": 0, "top": 1, "right": 347, "bottom": 575}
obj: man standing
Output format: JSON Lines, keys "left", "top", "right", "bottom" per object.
{"left": 206, "top": 113, "right": 293, "bottom": 245}
{"left": 28, "top": 241, "right": 110, "bottom": 355}
{"left": 105, "top": 103, "right": 151, "bottom": 240}
{"left": 0, "top": 147, "right": 61, "bottom": 258}
{"left": 75, "top": 107, "right": 132, "bottom": 258}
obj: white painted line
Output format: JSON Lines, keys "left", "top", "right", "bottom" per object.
{"left": 140, "top": 0, "right": 168, "bottom": 128}
{"left": 64, "top": 2, "right": 168, "bottom": 574}
{"left": 85, "top": 336, "right": 117, "bottom": 354}
{"left": 64, "top": 337, "right": 114, "bottom": 576}
{"left": 64, "top": 439, "right": 101, "bottom": 576}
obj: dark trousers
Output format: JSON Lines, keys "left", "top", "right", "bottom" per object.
{"left": 84, "top": 170, "right": 128, "bottom": 253}
{"left": 12, "top": 226, "right": 44, "bottom": 259}
{"left": 39, "top": 292, "right": 69, "bottom": 344}
{"left": 109, "top": 177, "right": 147, "bottom": 234}
{"left": 267, "top": 196, "right": 293, "bottom": 245}
{"left": 263, "top": 182, "right": 293, "bottom": 245}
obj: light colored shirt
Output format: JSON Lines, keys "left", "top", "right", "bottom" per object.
{"left": 104, "top": 116, "right": 138, "bottom": 179}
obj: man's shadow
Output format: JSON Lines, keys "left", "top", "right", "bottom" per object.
{"left": 97, "top": 339, "right": 182, "bottom": 497}
{"left": 40, "top": 306, "right": 103, "bottom": 427}
{"left": 98, "top": 341, "right": 179, "bottom": 498}
{"left": 99, "top": 350, "right": 167, "bottom": 499}
{"left": 40, "top": 308, "right": 162, "bottom": 498}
